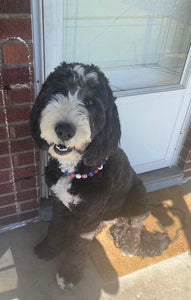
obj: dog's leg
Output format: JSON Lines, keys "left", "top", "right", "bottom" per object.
{"left": 110, "top": 180, "right": 170, "bottom": 257}
{"left": 34, "top": 220, "right": 68, "bottom": 260}
{"left": 56, "top": 231, "right": 95, "bottom": 291}
{"left": 34, "top": 200, "right": 74, "bottom": 260}
{"left": 110, "top": 214, "right": 170, "bottom": 257}
{"left": 110, "top": 179, "right": 150, "bottom": 257}
{"left": 110, "top": 215, "right": 146, "bottom": 257}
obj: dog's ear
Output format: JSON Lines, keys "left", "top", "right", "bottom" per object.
{"left": 83, "top": 101, "right": 121, "bottom": 166}
{"left": 30, "top": 92, "right": 49, "bottom": 150}
{"left": 30, "top": 62, "right": 76, "bottom": 149}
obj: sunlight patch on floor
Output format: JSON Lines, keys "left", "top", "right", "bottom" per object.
{"left": 0, "top": 248, "right": 18, "bottom": 293}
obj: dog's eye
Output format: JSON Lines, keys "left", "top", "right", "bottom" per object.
{"left": 85, "top": 99, "right": 95, "bottom": 108}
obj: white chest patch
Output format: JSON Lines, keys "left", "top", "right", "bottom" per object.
{"left": 51, "top": 176, "right": 82, "bottom": 209}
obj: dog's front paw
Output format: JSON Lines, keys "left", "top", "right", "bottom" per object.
{"left": 34, "top": 239, "right": 58, "bottom": 260}
{"left": 56, "top": 273, "right": 74, "bottom": 291}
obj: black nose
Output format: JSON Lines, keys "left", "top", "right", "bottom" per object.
{"left": 55, "top": 122, "right": 76, "bottom": 140}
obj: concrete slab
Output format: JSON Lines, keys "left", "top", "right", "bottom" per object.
{"left": 0, "top": 221, "right": 190, "bottom": 300}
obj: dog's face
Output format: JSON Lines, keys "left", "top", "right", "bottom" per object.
{"left": 30, "top": 63, "right": 121, "bottom": 166}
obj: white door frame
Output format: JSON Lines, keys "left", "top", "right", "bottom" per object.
{"left": 31, "top": 0, "right": 48, "bottom": 198}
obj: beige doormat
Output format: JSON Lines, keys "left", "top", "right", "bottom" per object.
{"left": 89, "top": 186, "right": 191, "bottom": 282}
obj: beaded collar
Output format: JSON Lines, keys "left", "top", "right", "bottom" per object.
{"left": 58, "top": 160, "right": 107, "bottom": 179}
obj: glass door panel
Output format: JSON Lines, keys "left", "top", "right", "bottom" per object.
{"left": 61, "top": 0, "right": 191, "bottom": 91}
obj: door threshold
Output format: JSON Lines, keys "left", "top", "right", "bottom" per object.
{"left": 139, "top": 166, "right": 183, "bottom": 192}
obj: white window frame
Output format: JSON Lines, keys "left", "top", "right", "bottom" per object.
{"left": 41, "top": 0, "right": 191, "bottom": 97}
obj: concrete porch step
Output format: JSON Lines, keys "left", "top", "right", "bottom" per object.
{"left": 139, "top": 166, "right": 183, "bottom": 192}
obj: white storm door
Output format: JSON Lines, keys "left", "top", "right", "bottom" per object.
{"left": 42, "top": 0, "right": 191, "bottom": 174}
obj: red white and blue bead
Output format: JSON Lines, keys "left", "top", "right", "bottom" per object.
{"left": 58, "top": 161, "right": 106, "bottom": 179}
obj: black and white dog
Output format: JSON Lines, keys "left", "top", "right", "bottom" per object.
{"left": 30, "top": 62, "right": 170, "bottom": 290}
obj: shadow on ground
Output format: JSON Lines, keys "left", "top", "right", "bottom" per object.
{"left": 148, "top": 185, "right": 191, "bottom": 249}
{"left": 0, "top": 222, "right": 119, "bottom": 300}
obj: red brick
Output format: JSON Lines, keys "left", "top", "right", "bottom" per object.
{"left": 1, "top": 67, "right": 33, "bottom": 86}
{"left": 0, "top": 108, "right": 5, "bottom": 125}
{"left": 11, "top": 138, "right": 34, "bottom": 153}
{"left": 0, "top": 126, "right": 7, "bottom": 140}
{"left": 0, "top": 0, "right": 31, "bottom": 13}
{"left": 0, "top": 92, "right": 2, "bottom": 106}
{"left": 19, "top": 209, "right": 40, "bottom": 222}
{"left": 0, "top": 182, "right": 13, "bottom": 195}
{"left": 6, "top": 106, "right": 31, "bottom": 123}
{"left": 14, "top": 151, "right": 35, "bottom": 167}
{"left": 0, "top": 208, "right": 40, "bottom": 227}
{"left": 8, "top": 88, "right": 35, "bottom": 105}
{"left": 14, "top": 165, "right": 37, "bottom": 180}
{"left": 184, "top": 161, "right": 191, "bottom": 170}
{"left": 183, "top": 170, "right": 191, "bottom": 178}
{"left": 11, "top": 123, "right": 31, "bottom": 139}
{"left": 35, "top": 151, "right": 40, "bottom": 162}
{"left": 0, "top": 19, "right": 32, "bottom": 40}
{"left": 0, "top": 193, "right": 15, "bottom": 206}
{"left": 18, "top": 176, "right": 39, "bottom": 190}
{"left": 188, "top": 152, "right": 191, "bottom": 161}
{"left": 20, "top": 199, "right": 39, "bottom": 212}
{"left": 0, "top": 142, "right": 9, "bottom": 155}
{"left": 0, "top": 89, "right": 8, "bottom": 106}
{"left": 0, "top": 170, "right": 11, "bottom": 182}
{"left": 3, "top": 43, "right": 33, "bottom": 65}
{"left": 17, "top": 189, "right": 37, "bottom": 202}
{"left": 179, "top": 147, "right": 191, "bottom": 163}
{"left": 184, "top": 138, "right": 191, "bottom": 151}
{"left": 0, "top": 204, "right": 16, "bottom": 217}
{"left": 0, "top": 156, "right": 11, "bottom": 169}
{"left": 0, "top": 214, "right": 19, "bottom": 227}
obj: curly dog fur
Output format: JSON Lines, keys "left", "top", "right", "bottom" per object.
{"left": 30, "top": 62, "right": 170, "bottom": 290}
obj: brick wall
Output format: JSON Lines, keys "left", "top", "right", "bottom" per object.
{"left": 0, "top": 0, "right": 40, "bottom": 227}
{"left": 178, "top": 125, "right": 191, "bottom": 180}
